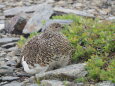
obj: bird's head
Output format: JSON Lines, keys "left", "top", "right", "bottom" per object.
{"left": 46, "top": 23, "right": 64, "bottom": 32}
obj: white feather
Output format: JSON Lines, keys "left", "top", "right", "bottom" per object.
{"left": 22, "top": 56, "right": 48, "bottom": 74}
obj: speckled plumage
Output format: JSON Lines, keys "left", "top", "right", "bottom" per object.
{"left": 22, "top": 23, "right": 73, "bottom": 74}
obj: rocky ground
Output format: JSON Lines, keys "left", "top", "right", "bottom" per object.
{"left": 0, "top": 0, "right": 115, "bottom": 86}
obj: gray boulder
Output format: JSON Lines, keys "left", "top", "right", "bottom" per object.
{"left": 23, "top": 4, "right": 53, "bottom": 33}
{"left": 36, "top": 63, "right": 87, "bottom": 81}
{"left": 41, "top": 80, "right": 75, "bottom": 86}
{"left": 5, "top": 15, "right": 27, "bottom": 34}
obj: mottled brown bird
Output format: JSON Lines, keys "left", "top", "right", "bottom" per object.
{"left": 21, "top": 23, "right": 73, "bottom": 74}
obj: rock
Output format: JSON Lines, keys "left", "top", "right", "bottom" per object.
{"left": 106, "top": 16, "right": 115, "bottom": 21}
{"left": 0, "top": 66, "right": 14, "bottom": 75}
{"left": 4, "top": 7, "right": 23, "bottom": 17}
{"left": 0, "top": 46, "right": 2, "bottom": 49}
{"left": 0, "top": 23, "right": 4, "bottom": 30}
{"left": 47, "top": 0, "right": 55, "bottom": 4}
{"left": 21, "top": 76, "right": 38, "bottom": 86}
{"left": 99, "top": 8, "right": 110, "bottom": 15}
{"left": 0, "top": 76, "right": 19, "bottom": 81}
{"left": 0, "top": 4, "right": 5, "bottom": 9}
{"left": 95, "top": 81, "right": 115, "bottom": 86}
{"left": 0, "top": 51, "right": 6, "bottom": 57}
{"left": 53, "top": 7, "right": 95, "bottom": 18}
{"left": 0, "top": 16, "right": 5, "bottom": 20}
{"left": 1, "top": 42, "right": 16, "bottom": 49}
{"left": 1, "top": 0, "right": 115, "bottom": 20}
{"left": 47, "top": 19, "right": 73, "bottom": 25}
{"left": 6, "top": 60, "right": 17, "bottom": 67}
{"left": 89, "top": 0, "right": 107, "bottom": 6}
{"left": 41, "top": 80, "right": 75, "bottom": 86}
{"left": 76, "top": 83, "right": 84, "bottom": 86}
{"left": 0, "top": 20, "right": 5, "bottom": 24}
{"left": 73, "top": 3, "right": 83, "bottom": 8}
{"left": 7, "top": 49, "right": 21, "bottom": 57}
{"left": 4, "top": 4, "right": 51, "bottom": 17}
{"left": 7, "top": 46, "right": 19, "bottom": 52}
{"left": 2, "top": 46, "right": 19, "bottom": 52}
{"left": 15, "top": 72, "right": 31, "bottom": 77}
{"left": 9, "top": 48, "right": 21, "bottom": 56}
{"left": 3, "top": 81, "right": 22, "bottom": 86}
{"left": 0, "top": 37, "right": 19, "bottom": 46}
{"left": 23, "top": 4, "right": 53, "bottom": 33}
{"left": 111, "top": 6, "right": 115, "bottom": 16}
{"left": 41, "top": 19, "right": 73, "bottom": 31}
{"left": 5, "top": 55, "right": 20, "bottom": 67}
{"left": 36, "top": 63, "right": 87, "bottom": 81}
{"left": 57, "top": 1, "right": 67, "bottom": 7}
{"left": 22, "top": 83, "right": 38, "bottom": 86}
{"left": 5, "top": 15, "right": 27, "bottom": 34}
{"left": 0, "top": 82, "right": 8, "bottom": 86}
{"left": 0, "top": 59, "right": 6, "bottom": 67}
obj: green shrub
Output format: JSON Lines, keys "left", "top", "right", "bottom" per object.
{"left": 75, "top": 77, "right": 86, "bottom": 83}
{"left": 100, "top": 58, "right": 115, "bottom": 82}
{"left": 53, "top": 14, "right": 115, "bottom": 82}
{"left": 86, "top": 55, "right": 115, "bottom": 82}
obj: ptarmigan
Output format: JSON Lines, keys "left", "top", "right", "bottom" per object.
{"left": 21, "top": 23, "right": 73, "bottom": 74}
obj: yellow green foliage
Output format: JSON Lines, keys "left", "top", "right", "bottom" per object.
{"left": 17, "top": 36, "right": 26, "bottom": 48}
{"left": 75, "top": 77, "right": 86, "bottom": 83}
{"left": 86, "top": 55, "right": 115, "bottom": 82}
